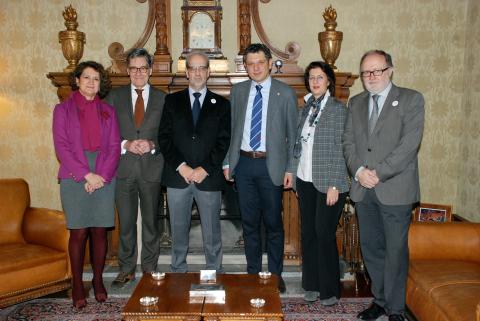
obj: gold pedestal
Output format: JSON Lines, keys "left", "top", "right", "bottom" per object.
{"left": 153, "top": 54, "right": 173, "bottom": 73}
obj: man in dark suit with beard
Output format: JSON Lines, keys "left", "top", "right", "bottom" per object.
{"left": 158, "top": 51, "right": 230, "bottom": 272}
{"left": 106, "top": 48, "right": 165, "bottom": 287}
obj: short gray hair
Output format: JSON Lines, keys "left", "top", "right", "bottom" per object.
{"left": 185, "top": 51, "right": 210, "bottom": 69}
{"left": 127, "top": 48, "right": 153, "bottom": 68}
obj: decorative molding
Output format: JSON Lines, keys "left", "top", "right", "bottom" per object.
{"left": 234, "top": 0, "right": 250, "bottom": 72}
{"left": 108, "top": 0, "right": 172, "bottom": 73}
{"left": 250, "top": 0, "right": 302, "bottom": 72}
{"left": 237, "top": 0, "right": 251, "bottom": 55}
{"left": 153, "top": 0, "right": 172, "bottom": 72}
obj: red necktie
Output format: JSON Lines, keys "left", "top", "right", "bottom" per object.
{"left": 134, "top": 89, "right": 144, "bottom": 128}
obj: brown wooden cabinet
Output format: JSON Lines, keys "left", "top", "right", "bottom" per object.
{"left": 47, "top": 71, "right": 357, "bottom": 265}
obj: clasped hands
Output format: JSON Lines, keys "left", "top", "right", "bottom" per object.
{"left": 357, "top": 168, "right": 379, "bottom": 189}
{"left": 84, "top": 172, "right": 106, "bottom": 194}
{"left": 179, "top": 164, "right": 208, "bottom": 184}
{"left": 125, "top": 139, "right": 154, "bottom": 155}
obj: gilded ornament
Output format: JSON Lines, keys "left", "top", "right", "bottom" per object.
{"left": 58, "top": 5, "right": 85, "bottom": 72}
{"left": 318, "top": 5, "right": 343, "bottom": 70}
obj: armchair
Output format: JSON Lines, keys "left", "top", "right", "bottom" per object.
{"left": 0, "top": 178, "right": 71, "bottom": 308}
{"left": 407, "top": 222, "right": 480, "bottom": 321}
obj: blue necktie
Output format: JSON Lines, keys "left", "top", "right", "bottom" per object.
{"left": 192, "top": 92, "right": 201, "bottom": 126}
{"left": 249, "top": 85, "right": 263, "bottom": 151}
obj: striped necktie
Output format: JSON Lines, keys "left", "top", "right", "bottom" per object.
{"left": 249, "top": 85, "right": 263, "bottom": 151}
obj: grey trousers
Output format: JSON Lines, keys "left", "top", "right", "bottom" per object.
{"left": 115, "top": 162, "right": 161, "bottom": 274}
{"left": 167, "top": 185, "right": 223, "bottom": 273}
{"left": 355, "top": 188, "right": 412, "bottom": 316}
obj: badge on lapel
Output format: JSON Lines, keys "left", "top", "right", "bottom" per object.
{"left": 211, "top": 98, "right": 216, "bottom": 104}
{"left": 392, "top": 100, "right": 399, "bottom": 107}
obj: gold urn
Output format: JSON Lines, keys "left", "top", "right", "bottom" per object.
{"left": 58, "top": 5, "right": 85, "bottom": 72}
{"left": 318, "top": 5, "right": 343, "bottom": 71}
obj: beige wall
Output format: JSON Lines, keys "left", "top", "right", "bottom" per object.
{"left": 0, "top": 0, "right": 478, "bottom": 221}
{"left": 457, "top": 0, "right": 480, "bottom": 219}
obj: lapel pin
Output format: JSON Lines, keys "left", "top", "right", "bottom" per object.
{"left": 277, "top": 92, "right": 280, "bottom": 96}
{"left": 211, "top": 98, "right": 216, "bottom": 104}
{"left": 392, "top": 100, "right": 399, "bottom": 107}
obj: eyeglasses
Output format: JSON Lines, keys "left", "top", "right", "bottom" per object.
{"left": 360, "top": 67, "right": 390, "bottom": 78}
{"left": 245, "top": 60, "right": 268, "bottom": 68}
{"left": 308, "top": 75, "right": 325, "bottom": 82}
{"left": 128, "top": 66, "right": 150, "bottom": 74}
{"left": 187, "top": 66, "right": 208, "bottom": 72}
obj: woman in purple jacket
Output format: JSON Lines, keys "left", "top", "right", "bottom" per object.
{"left": 53, "top": 61, "right": 120, "bottom": 309}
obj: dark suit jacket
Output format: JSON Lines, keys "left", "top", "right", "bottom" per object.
{"left": 158, "top": 88, "right": 231, "bottom": 191}
{"left": 342, "top": 84, "right": 425, "bottom": 205}
{"left": 105, "top": 85, "right": 166, "bottom": 182}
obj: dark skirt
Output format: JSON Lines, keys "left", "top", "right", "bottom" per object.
{"left": 60, "top": 151, "right": 116, "bottom": 229}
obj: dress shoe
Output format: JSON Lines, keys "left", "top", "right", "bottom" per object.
{"left": 277, "top": 276, "right": 286, "bottom": 293}
{"left": 111, "top": 271, "right": 135, "bottom": 289}
{"left": 92, "top": 278, "right": 108, "bottom": 303}
{"left": 303, "top": 291, "right": 319, "bottom": 302}
{"left": 93, "top": 284, "right": 107, "bottom": 303}
{"left": 389, "top": 314, "right": 405, "bottom": 321}
{"left": 357, "top": 302, "right": 386, "bottom": 320}
{"left": 320, "top": 296, "right": 338, "bottom": 306}
{"left": 73, "top": 298, "right": 87, "bottom": 309}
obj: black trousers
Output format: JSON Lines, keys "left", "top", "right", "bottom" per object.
{"left": 296, "top": 178, "right": 346, "bottom": 299}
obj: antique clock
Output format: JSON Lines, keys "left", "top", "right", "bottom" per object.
{"left": 179, "top": 0, "right": 228, "bottom": 73}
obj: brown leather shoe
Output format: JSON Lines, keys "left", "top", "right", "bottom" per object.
{"left": 111, "top": 271, "right": 135, "bottom": 289}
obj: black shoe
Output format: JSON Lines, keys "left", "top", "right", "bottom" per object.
{"left": 277, "top": 276, "right": 286, "bottom": 293}
{"left": 111, "top": 271, "right": 135, "bottom": 289}
{"left": 357, "top": 302, "right": 386, "bottom": 320}
{"left": 389, "top": 314, "right": 404, "bottom": 321}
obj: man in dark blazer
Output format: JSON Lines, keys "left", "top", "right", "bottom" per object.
{"left": 343, "top": 50, "right": 424, "bottom": 321}
{"left": 105, "top": 48, "right": 166, "bottom": 287}
{"left": 223, "top": 43, "right": 297, "bottom": 292}
{"left": 158, "top": 52, "right": 230, "bottom": 272}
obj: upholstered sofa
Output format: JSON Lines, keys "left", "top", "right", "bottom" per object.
{"left": 407, "top": 222, "right": 480, "bottom": 321}
{"left": 0, "top": 178, "right": 71, "bottom": 308}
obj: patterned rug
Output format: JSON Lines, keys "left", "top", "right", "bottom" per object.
{"left": 0, "top": 297, "right": 374, "bottom": 321}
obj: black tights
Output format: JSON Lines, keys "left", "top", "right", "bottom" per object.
{"left": 69, "top": 227, "right": 108, "bottom": 301}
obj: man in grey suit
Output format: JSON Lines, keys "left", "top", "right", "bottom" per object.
{"left": 223, "top": 43, "right": 297, "bottom": 293}
{"left": 343, "top": 50, "right": 424, "bottom": 321}
{"left": 158, "top": 52, "right": 230, "bottom": 272}
{"left": 106, "top": 48, "right": 166, "bottom": 288}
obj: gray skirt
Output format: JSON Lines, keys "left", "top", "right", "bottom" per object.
{"left": 60, "top": 151, "right": 116, "bottom": 229}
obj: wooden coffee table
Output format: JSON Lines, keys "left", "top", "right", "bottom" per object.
{"left": 202, "top": 273, "right": 283, "bottom": 321}
{"left": 122, "top": 273, "right": 283, "bottom": 321}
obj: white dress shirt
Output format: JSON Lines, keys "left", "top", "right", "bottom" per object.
{"left": 297, "top": 91, "right": 330, "bottom": 182}
{"left": 240, "top": 77, "right": 272, "bottom": 152}
{"left": 121, "top": 83, "right": 151, "bottom": 154}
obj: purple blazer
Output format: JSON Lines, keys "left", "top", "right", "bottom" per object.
{"left": 52, "top": 92, "right": 121, "bottom": 183}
